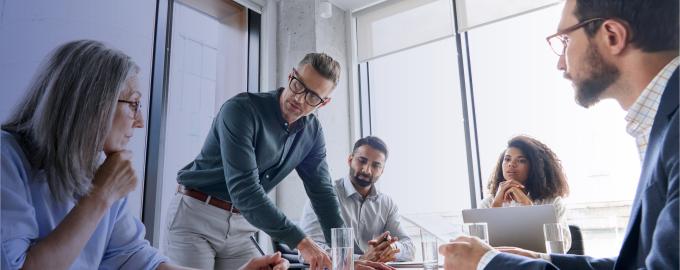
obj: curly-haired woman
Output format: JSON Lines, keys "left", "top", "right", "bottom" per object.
{"left": 480, "top": 135, "right": 571, "bottom": 250}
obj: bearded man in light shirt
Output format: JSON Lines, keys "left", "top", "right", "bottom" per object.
{"left": 300, "top": 136, "right": 415, "bottom": 263}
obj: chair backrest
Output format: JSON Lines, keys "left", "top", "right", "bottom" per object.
{"left": 567, "top": 225, "right": 585, "bottom": 255}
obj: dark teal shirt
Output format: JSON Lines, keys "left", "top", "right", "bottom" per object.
{"left": 177, "top": 89, "right": 344, "bottom": 247}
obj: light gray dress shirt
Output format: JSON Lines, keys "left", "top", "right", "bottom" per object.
{"left": 299, "top": 177, "right": 415, "bottom": 261}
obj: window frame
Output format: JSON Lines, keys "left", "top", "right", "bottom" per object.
{"left": 355, "top": 0, "right": 482, "bottom": 208}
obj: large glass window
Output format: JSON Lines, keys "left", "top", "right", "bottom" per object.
{"left": 366, "top": 36, "right": 471, "bottom": 238}
{"left": 358, "top": 1, "right": 640, "bottom": 258}
{"left": 467, "top": 4, "right": 639, "bottom": 257}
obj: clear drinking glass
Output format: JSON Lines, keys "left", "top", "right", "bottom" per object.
{"left": 543, "top": 223, "right": 566, "bottom": 254}
{"left": 420, "top": 230, "right": 438, "bottom": 270}
{"left": 332, "top": 228, "right": 354, "bottom": 270}
{"left": 463, "top": 222, "right": 489, "bottom": 244}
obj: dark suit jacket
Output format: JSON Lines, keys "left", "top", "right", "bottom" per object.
{"left": 486, "top": 68, "right": 679, "bottom": 270}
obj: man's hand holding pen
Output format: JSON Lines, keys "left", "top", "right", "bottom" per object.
{"left": 247, "top": 235, "right": 290, "bottom": 270}
{"left": 360, "top": 231, "right": 400, "bottom": 262}
{"left": 240, "top": 252, "right": 290, "bottom": 270}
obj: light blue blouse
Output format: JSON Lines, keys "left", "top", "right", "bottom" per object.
{"left": 1, "top": 131, "right": 167, "bottom": 269}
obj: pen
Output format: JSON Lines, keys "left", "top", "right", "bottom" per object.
{"left": 378, "top": 233, "right": 392, "bottom": 245}
{"left": 249, "top": 235, "right": 266, "bottom": 255}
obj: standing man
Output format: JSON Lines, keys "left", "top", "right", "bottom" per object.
{"left": 438, "top": 0, "right": 678, "bottom": 269}
{"left": 299, "top": 136, "right": 416, "bottom": 263}
{"left": 164, "top": 53, "right": 344, "bottom": 270}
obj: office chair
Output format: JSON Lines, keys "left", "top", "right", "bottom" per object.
{"left": 567, "top": 225, "right": 585, "bottom": 255}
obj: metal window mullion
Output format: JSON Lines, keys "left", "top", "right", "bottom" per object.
{"left": 358, "top": 62, "right": 372, "bottom": 137}
{"left": 247, "top": 9, "right": 261, "bottom": 93}
{"left": 143, "top": 0, "right": 173, "bottom": 247}
{"left": 451, "top": 0, "right": 481, "bottom": 209}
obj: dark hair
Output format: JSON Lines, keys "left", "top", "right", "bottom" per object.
{"left": 488, "top": 135, "right": 569, "bottom": 201}
{"left": 353, "top": 136, "right": 388, "bottom": 159}
{"left": 298, "top": 52, "right": 341, "bottom": 87}
{"left": 574, "top": 0, "right": 678, "bottom": 52}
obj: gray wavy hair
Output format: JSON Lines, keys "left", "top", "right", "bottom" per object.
{"left": 2, "top": 40, "right": 139, "bottom": 201}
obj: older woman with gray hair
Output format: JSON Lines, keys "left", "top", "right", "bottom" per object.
{"left": 1, "top": 40, "right": 289, "bottom": 270}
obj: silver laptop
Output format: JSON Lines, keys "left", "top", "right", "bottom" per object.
{"left": 462, "top": 204, "right": 558, "bottom": 252}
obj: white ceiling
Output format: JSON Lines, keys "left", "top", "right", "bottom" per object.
{"left": 329, "top": 0, "right": 384, "bottom": 12}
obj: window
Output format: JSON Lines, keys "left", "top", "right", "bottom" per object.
{"left": 467, "top": 4, "right": 639, "bottom": 257}
{"left": 354, "top": 0, "right": 454, "bottom": 62}
{"left": 364, "top": 37, "right": 472, "bottom": 251}
{"left": 357, "top": 1, "right": 639, "bottom": 258}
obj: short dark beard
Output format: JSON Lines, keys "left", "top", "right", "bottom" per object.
{"left": 573, "top": 42, "right": 620, "bottom": 108}
{"left": 349, "top": 167, "right": 373, "bottom": 187}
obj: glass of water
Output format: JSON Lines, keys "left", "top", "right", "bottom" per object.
{"left": 420, "top": 230, "right": 438, "bottom": 270}
{"left": 543, "top": 223, "right": 566, "bottom": 254}
{"left": 332, "top": 228, "right": 354, "bottom": 270}
{"left": 463, "top": 222, "right": 489, "bottom": 244}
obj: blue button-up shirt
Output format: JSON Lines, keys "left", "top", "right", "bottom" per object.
{"left": 1, "top": 131, "right": 167, "bottom": 270}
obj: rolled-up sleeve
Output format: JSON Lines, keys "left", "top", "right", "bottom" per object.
{"left": 217, "top": 101, "right": 306, "bottom": 247}
{"left": 99, "top": 197, "right": 167, "bottom": 270}
{"left": 1, "top": 139, "right": 38, "bottom": 269}
{"left": 384, "top": 199, "right": 415, "bottom": 261}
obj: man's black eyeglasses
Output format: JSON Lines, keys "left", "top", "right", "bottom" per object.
{"left": 289, "top": 68, "right": 328, "bottom": 107}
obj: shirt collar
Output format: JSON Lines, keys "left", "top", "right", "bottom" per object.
{"left": 624, "top": 57, "right": 678, "bottom": 160}
{"left": 341, "top": 176, "right": 379, "bottom": 200}
{"left": 624, "top": 57, "right": 679, "bottom": 138}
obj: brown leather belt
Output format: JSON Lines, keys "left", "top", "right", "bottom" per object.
{"left": 177, "top": 185, "right": 240, "bottom": 214}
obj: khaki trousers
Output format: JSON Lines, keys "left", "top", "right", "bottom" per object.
{"left": 163, "top": 193, "right": 260, "bottom": 270}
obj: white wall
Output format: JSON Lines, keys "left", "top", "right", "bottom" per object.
{"left": 315, "top": 2, "right": 352, "bottom": 181}
{"left": 0, "top": 0, "right": 157, "bottom": 217}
